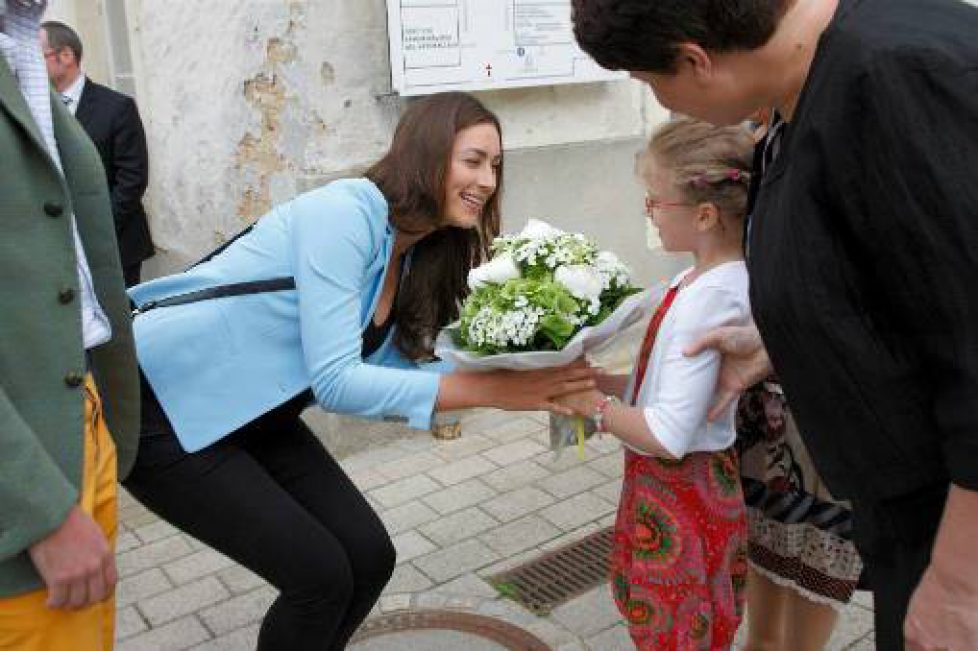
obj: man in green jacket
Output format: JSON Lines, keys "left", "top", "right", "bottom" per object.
{"left": 0, "top": 1, "right": 139, "bottom": 648}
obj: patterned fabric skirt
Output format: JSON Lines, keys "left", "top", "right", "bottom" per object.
{"left": 611, "top": 448, "right": 747, "bottom": 651}
{"left": 736, "top": 383, "right": 863, "bottom": 608}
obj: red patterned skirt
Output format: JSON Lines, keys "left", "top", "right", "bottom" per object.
{"left": 611, "top": 447, "right": 748, "bottom": 650}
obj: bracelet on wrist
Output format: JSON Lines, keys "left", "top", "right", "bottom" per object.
{"left": 593, "top": 394, "right": 621, "bottom": 433}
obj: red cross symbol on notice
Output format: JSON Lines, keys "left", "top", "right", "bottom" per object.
{"left": 485, "top": 63, "right": 492, "bottom": 77}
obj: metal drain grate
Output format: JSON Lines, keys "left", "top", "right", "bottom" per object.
{"left": 489, "top": 526, "right": 614, "bottom": 615}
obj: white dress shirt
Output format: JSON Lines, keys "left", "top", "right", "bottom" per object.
{"left": 0, "top": 0, "right": 112, "bottom": 350}
{"left": 627, "top": 261, "right": 752, "bottom": 458}
{"left": 60, "top": 71, "right": 84, "bottom": 115}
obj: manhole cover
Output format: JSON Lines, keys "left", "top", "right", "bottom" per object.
{"left": 489, "top": 526, "right": 614, "bottom": 615}
{"left": 349, "top": 609, "right": 550, "bottom": 651}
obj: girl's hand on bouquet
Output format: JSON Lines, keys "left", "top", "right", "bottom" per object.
{"left": 488, "top": 360, "right": 599, "bottom": 415}
{"left": 552, "top": 388, "right": 605, "bottom": 419}
{"left": 684, "top": 323, "right": 773, "bottom": 420}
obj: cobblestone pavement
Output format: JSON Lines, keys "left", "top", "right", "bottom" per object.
{"left": 114, "top": 409, "right": 876, "bottom": 650}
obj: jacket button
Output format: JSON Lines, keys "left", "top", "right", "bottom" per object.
{"left": 64, "top": 372, "right": 84, "bottom": 388}
{"left": 43, "top": 201, "right": 64, "bottom": 217}
{"left": 58, "top": 288, "right": 75, "bottom": 304}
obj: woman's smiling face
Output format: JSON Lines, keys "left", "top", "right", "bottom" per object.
{"left": 441, "top": 122, "right": 502, "bottom": 229}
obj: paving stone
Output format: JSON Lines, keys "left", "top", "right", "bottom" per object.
{"left": 418, "top": 507, "right": 498, "bottom": 547}
{"left": 138, "top": 577, "right": 230, "bottom": 627}
{"left": 369, "top": 475, "right": 441, "bottom": 509}
{"left": 216, "top": 565, "right": 267, "bottom": 595}
{"left": 427, "top": 455, "right": 498, "bottom": 486}
{"left": 392, "top": 530, "right": 438, "bottom": 564}
{"left": 538, "top": 522, "right": 603, "bottom": 553}
{"left": 189, "top": 624, "right": 260, "bottom": 651}
{"left": 538, "top": 465, "right": 607, "bottom": 499}
{"left": 374, "top": 452, "right": 444, "bottom": 481}
{"left": 480, "top": 486, "right": 556, "bottom": 522}
{"left": 460, "top": 409, "right": 526, "bottom": 436}
{"left": 521, "top": 618, "right": 582, "bottom": 649}
{"left": 347, "top": 468, "right": 389, "bottom": 492}
{"left": 585, "top": 434, "right": 624, "bottom": 455}
{"left": 117, "top": 568, "right": 175, "bottom": 608}
{"left": 124, "top": 510, "right": 163, "bottom": 530}
{"left": 535, "top": 448, "right": 589, "bottom": 472}
{"left": 379, "top": 593, "right": 413, "bottom": 613}
{"left": 592, "top": 478, "right": 624, "bottom": 506}
{"left": 341, "top": 446, "right": 412, "bottom": 474}
{"left": 586, "top": 453, "right": 624, "bottom": 478}
{"left": 551, "top": 586, "right": 622, "bottom": 638}
{"left": 422, "top": 478, "right": 497, "bottom": 515}
{"left": 380, "top": 500, "right": 440, "bottom": 535}
{"left": 384, "top": 563, "right": 434, "bottom": 593}
{"left": 540, "top": 492, "right": 615, "bottom": 532}
{"left": 436, "top": 572, "right": 499, "bottom": 599}
{"left": 827, "top": 603, "right": 875, "bottom": 650}
{"left": 585, "top": 623, "right": 633, "bottom": 651}
{"left": 851, "top": 590, "right": 874, "bottom": 611}
{"left": 843, "top": 633, "right": 875, "bottom": 651}
{"left": 479, "top": 417, "right": 547, "bottom": 443}
{"left": 116, "top": 615, "right": 211, "bottom": 651}
{"left": 432, "top": 434, "right": 498, "bottom": 460}
{"left": 116, "top": 531, "right": 142, "bottom": 554}
{"left": 115, "top": 605, "right": 148, "bottom": 640}
{"left": 481, "top": 460, "right": 551, "bottom": 492}
{"left": 198, "top": 586, "right": 276, "bottom": 636}
{"left": 133, "top": 520, "right": 181, "bottom": 545}
{"left": 117, "top": 535, "right": 194, "bottom": 578}
{"left": 414, "top": 539, "right": 501, "bottom": 583}
{"left": 163, "top": 548, "right": 237, "bottom": 585}
{"left": 483, "top": 439, "right": 548, "bottom": 466}
{"left": 480, "top": 514, "right": 561, "bottom": 557}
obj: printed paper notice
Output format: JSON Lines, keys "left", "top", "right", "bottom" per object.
{"left": 386, "top": 0, "right": 626, "bottom": 95}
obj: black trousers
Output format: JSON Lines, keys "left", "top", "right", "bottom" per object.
{"left": 852, "top": 484, "right": 949, "bottom": 651}
{"left": 124, "top": 381, "right": 395, "bottom": 650}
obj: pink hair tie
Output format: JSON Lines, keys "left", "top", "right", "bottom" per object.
{"left": 727, "top": 169, "right": 742, "bottom": 181}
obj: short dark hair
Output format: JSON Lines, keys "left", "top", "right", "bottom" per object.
{"left": 41, "top": 20, "right": 83, "bottom": 63}
{"left": 572, "top": 0, "right": 791, "bottom": 74}
{"left": 366, "top": 92, "right": 503, "bottom": 361}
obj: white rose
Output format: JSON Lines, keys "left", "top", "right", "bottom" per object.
{"left": 519, "top": 219, "right": 564, "bottom": 240}
{"left": 555, "top": 264, "right": 604, "bottom": 301}
{"left": 467, "top": 253, "right": 520, "bottom": 291}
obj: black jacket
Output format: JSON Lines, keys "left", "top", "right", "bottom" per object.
{"left": 75, "top": 78, "right": 154, "bottom": 266}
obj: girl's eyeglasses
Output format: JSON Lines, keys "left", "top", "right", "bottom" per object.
{"left": 644, "top": 193, "right": 692, "bottom": 215}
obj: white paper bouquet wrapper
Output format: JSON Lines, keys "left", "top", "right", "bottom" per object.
{"left": 435, "top": 286, "right": 662, "bottom": 371}
{"left": 435, "top": 285, "right": 664, "bottom": 456}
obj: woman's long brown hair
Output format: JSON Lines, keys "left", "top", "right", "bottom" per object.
{"left": 365, "top": 92, "right": 503, "bottom": 361}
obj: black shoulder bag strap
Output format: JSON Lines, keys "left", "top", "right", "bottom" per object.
{"left": 131, "top": 223, "right": 296, "bottom": 317}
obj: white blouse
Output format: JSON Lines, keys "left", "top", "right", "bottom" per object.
{"left": 626, "top": 261, "right": 751, "bottom": 458}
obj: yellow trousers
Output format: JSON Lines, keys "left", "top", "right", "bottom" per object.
{"left": 0, "top": 374, "right": 119, "bottom": 651}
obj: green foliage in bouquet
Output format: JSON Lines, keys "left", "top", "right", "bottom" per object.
{"left": 455, "top": 222, "right": 641, "bottom": 355}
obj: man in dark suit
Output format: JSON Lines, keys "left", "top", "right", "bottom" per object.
{"left": 40, "top": 20, "right": 154, "bottom": 287}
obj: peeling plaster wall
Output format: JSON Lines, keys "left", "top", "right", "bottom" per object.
{"left": 129, "top": 0, "right": 670, "bottom": 276}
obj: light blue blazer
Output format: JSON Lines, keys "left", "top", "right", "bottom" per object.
{"left": 129, "top": 179, "right": 444, "bottom": 452}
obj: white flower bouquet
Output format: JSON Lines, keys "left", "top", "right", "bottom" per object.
{"left": 435, "top": 220, "right": 662, "bottom": 456}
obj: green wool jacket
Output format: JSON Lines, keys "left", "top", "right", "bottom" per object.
{"left": 0, "top": 57, "right": 140, "bottom": 597}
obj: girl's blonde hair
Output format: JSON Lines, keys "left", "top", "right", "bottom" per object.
{"left": 640, "top": 117, "right": 755, "bottom": 220}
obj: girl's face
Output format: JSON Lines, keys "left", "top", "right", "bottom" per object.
{"left": 441, "top": 123, "right": 502, "bottom": 229}
{"left": 643, "top": 157, "right": 699, "bottom": 253}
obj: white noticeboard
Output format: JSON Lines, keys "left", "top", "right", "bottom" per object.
{"left": 386, "top": 0, "right": 627, "bottom": 96}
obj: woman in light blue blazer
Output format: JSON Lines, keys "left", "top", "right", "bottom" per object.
{"left": 124, "top": 93, "right": 594, "bottom": 650}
